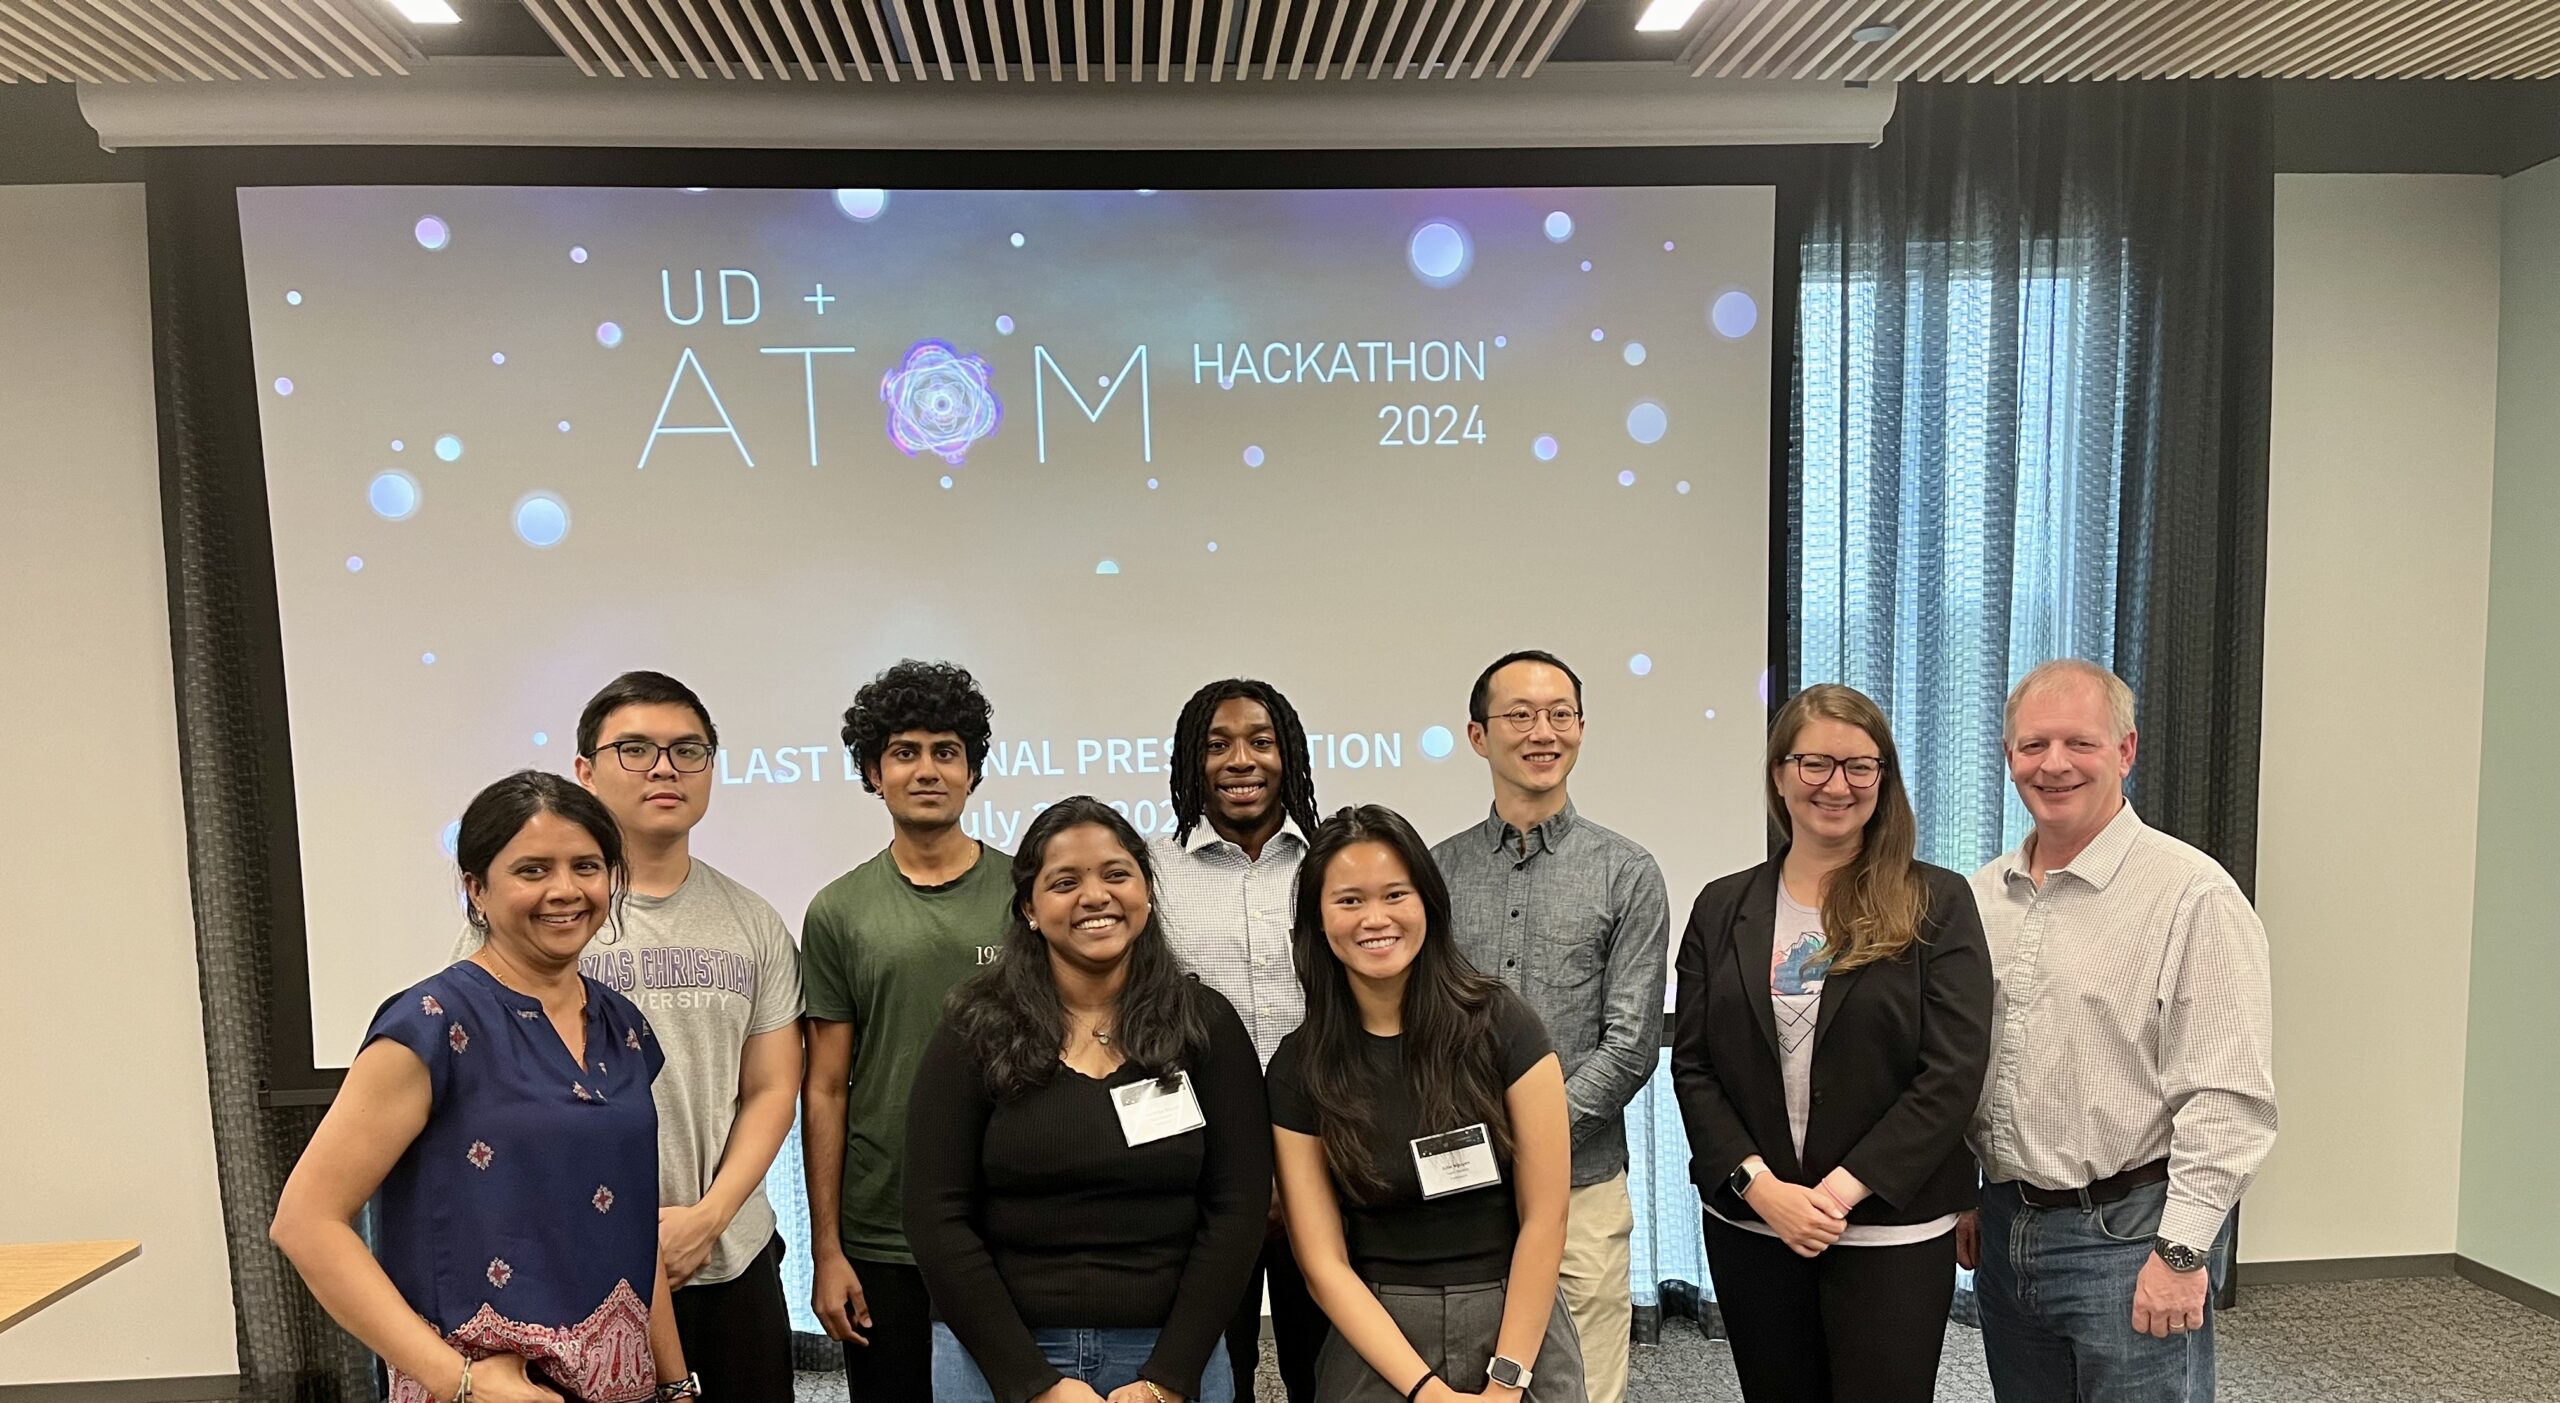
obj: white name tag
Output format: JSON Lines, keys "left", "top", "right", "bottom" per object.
{"left": 1412, "top": 1123, "right": 1503, "bottom": 1200}
{"left": 1113, "top": 1070, "right": 1208, "bottom": 1147}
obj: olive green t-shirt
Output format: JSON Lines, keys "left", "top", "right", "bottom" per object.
{"left": 802, "top": 842, "right": 1012, "bottom": 1263}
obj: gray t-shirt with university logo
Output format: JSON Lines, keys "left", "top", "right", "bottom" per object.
{"left": 455, "top": 857, "right": 804, "bottom": 1285}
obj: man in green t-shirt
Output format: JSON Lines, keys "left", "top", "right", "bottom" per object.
{"left": 801, "top": 659, "right": 1013, "bottom": 1402}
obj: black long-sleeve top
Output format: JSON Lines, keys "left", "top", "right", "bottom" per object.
{"left": 903, "top": 980, "right": 1273, "bottom": 1403}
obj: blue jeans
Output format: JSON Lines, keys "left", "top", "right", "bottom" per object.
{"left": 1977, "top": 1179, "right": 2232, "bottom": 1403}
{"left": 931, "top": 1321, "right": 1235, "bottom": 1403}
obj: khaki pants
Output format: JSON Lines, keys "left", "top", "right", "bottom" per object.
{"left": 1560, "top": 1174, "right": 1633, "bottom": 1403}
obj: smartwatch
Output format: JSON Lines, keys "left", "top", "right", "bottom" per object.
{"left": 1727, "top": 1159, "right": 1770, "bottom": 1200}
{"left": 1487, "top": 1354, "right": 1534, "bottom": 1390}
{"left": 2153, "top": 1238, "right": 2208, "bottom": 1273}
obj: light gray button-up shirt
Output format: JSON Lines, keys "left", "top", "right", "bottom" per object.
{"left": 1433, "top": 800, "right": 1670, "bottom": 1187}
{"left": 1151, "top": 822, "right": 1309, "bottom": 1069}
{"left": 1969, "top": 801, "right": 2278, "bottom": 1251}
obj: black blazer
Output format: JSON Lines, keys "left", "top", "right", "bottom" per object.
{"left": 1671, "top": 855, "right": 1992, "bottom": 1226}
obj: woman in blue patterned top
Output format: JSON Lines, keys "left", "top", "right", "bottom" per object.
{"left": 272, "top": 771, "right": 692, "bottom": 1403}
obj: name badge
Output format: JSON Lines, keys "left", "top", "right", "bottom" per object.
{"left": 1113, "top": 1070, "right": 1208, "bottom": 1147}
{"left": 1411, "top": 1124, "right": 1503, "bottom": 1200}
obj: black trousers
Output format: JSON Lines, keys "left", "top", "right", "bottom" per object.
{"left": 670, "top": 1234, "right": 796, "bottom": 1403}
{"left": 841, "top": 1253, "right": 936, "bottom": 1403}
{"left": 1224, "top": 1229, "right": 1327, "bottom": 1402}
{"left": 1702, "top": 1214, "right": 1958, "bottom": 1403}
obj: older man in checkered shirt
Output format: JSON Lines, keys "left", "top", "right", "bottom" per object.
{"left": 1957, "top": 660, "right": 2278, "bottom": 1403}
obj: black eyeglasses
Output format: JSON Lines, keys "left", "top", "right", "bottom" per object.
{"left": 1783, "top": 753, "right": 1885, "bottom": 789}
{"left": 590, "top": 740, "right": 715, "bottom": 773}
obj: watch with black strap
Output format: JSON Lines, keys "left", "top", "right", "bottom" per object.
{"left": 2152, "top": 1237, "right": 2208, "bottom": 1273}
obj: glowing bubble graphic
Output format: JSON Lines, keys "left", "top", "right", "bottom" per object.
{"left": 1713, "top": 290, "right": 1761, "bottom": 338}
{"left": 346, "top": 556, "right": 363, "bottom": 572}
{"left": 392, "top": 439, "right": 405, "bottom": 452}
{"left": 833, "top": 188, "right": 889, "bottom": 221}
{"left": 1591, "top": 328, "right": 1605, "bottom": 342}
{"left": 1098, "top": 376, "right": 1110, "bottom": 389}
{"left": 1136, "top": 189, "right": 1157, "bottom": 196}
{"left": 1010, "top": 232, "right": 1026, "bottom": 248}
{"left": 1243, "top": 445, "right": 1264, "bottom": 468}
{"left": 1705, "top": 709, "right": 1718, "bottom": 720}
{"left": 1544, "top": 211, "right": 1574, "bottom": 242}
{"left": 1207, "top": 541, "right": 1219, "bottom": 553}
{"left": 571, "top": 246, "right": 588, "bottom": 263}
{"left": 514, "top": 493, "right": 570, "bottom": 549}
{"left": 369, "top": 470, "right": 420, "bottom": 520}
{"left": 596, "top": 321, "right": 623, "bottom": 348}
{"left": 414, "top": 217, "right": 449, "bottom": 251}
{"left": 1624, "top": 342, "right": 1647, "bottom": 366}
{"left": 1407, "top": 220, "right": 1471, "bottom": 287}
{"left": 1580, "top": 260, "right": 1593, "bottom": 272}
{"left": 1096, "top": 559, "right": 1121, "bottom": 574}
{"left": 286, "top": 290, "right": 302, "bottom": 306}
{"left": 1495, "top": 335, "right": 1508, "bottom": 348}
{"left": 1627, "top": 402, "right": 1669, "bottom": 445}
{"left": 533, "top": 732, "right": 549, "bottom": 746}
{"left": 1421, "top": 725, "right": 1455, "bottom": 760}
{"left": 880, "top": 339, "right": 1002, "bottom": 465}
{"left": 1665, "top": 241, "right": 1677, "bottom": 251}
{"left": 558, "top": 421, "right": 573, "bottom": 432}
{"left": 1619, "top": 470, "right": 1637, "bottom": 487}
{"left": 996, "top": 315, "right": 1015, "bottom": 334}
{"left": 434, "top": 435, "right": 463, "bottom": 462}
{"left": 940, "top": 476, "right": 954, "bottom": 489}
{"left": 440, "top": 820, "right": 461, "bottom": 857}
{"left": 491, "top": 352, "right": 506, "bottom": 365}
{"left": 1630, "top": 653, "right": 1653, "bottom": 677}
{"left": 274, "top": 377, "right": 294, "bottom": 396}
{"left": 1147, "top": 478, "right": 1160, "bottom": 490}
{"left": 1677, "top": 480, "right": 1692, "bottom": 494}
{"left": 422, "top": 652, "right": 438, "bottom": 665}
{"left": 1533, "top": 435, "right": 1559, "bottom": 461}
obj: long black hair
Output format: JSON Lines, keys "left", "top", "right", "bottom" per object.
{"left": 1291, "top": 804, "right": 1516, "bottom": 1202}
{"left": 454, "top": 769, "right": 628, "bottom": 939}
{"left": 946, "top": 796, "right": 1208, "bottom": 1098}
{"left": 1168, "top": 678, "right": 1320, "bottom": 847}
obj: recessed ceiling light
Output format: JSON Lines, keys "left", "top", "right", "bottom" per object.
{"left": 1851, "top": 22, "right": 1900, "bottom": 43}
{"left": 1635, "top": 0, "right": 1710, "bottom": 33}
{"left": 389, "top": 0, "right": 462, "bottom": 23}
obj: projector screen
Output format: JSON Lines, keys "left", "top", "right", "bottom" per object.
{"left": 234, "top": 182, "right": 1775, "bottom": 1072}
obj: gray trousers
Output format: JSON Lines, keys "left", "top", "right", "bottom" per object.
{"left": 1313, "top": 1280, "right": 1587, "bottom": 1402}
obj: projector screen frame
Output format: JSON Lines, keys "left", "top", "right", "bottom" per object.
{"left": 141, "top": 142, "right": 1813, "bottom": 1106}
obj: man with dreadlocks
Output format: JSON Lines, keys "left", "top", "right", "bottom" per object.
{"left": 1150, "top": 678, "right": 1326, "bottom": 1403}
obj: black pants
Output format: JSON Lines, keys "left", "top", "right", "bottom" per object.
{"left": 841, "top": 1253, "right": 936, "bottom": 1403}
{"left": 670, "top": 1234, "right": 796, "bottom": 1403}
{"left": 1703, "top": 1214, "right": 1958, "bottom": 1403}
{"left": 1223, "top": 1230, "right": 1327, "bottom": 1402}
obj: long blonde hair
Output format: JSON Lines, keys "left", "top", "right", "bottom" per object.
{"left": 1764, "top": 684, "right": 1929, "bottom": 973}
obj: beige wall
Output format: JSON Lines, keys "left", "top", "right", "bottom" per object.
{"left": 0, "top": 184, "right": 240, "bottom": 1386}
{"left": 2249, "top": 173, "right": 2500, "bottom": 1263}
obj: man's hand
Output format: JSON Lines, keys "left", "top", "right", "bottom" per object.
{"left": 2131, "top": 1251, "right": 2210, "bottom": 1339}
{"left": 812, "top": 1249, "right": 871, "bottom": 1345}
{"left": 1743, "top": 1178, "right": 1847, "bottom": 1258}
{"left": 1955, "top": 1209, "right": 1980, "bottom": 1270}
{"left": 659, "top": 1203, "right": 723, "bottom": 1290}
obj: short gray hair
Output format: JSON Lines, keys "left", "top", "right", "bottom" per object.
{"left": 2003, "top": 659, "right": 2136, "bottom": 742}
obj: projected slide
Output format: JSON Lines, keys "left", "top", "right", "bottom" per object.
{"left": 236, "top": 184, "right": 1775, "bottom": 1067}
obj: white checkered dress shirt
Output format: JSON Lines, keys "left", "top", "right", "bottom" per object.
{"left": 1970, "top": 801, "right": 2279, "bottom": 1251}
{"left": 1149, "top": 822, "right": 1309, "bottom": 1069}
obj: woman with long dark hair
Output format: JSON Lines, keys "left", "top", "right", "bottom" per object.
{"left": 1671, "top": 684, "right": 1993, "bottom": 1402}
{"left": 271, "top": 770, "right": 693, "bottom": 1403}
{"left": 904, "top": 796, "right": 1270, "bottom": 1403}
{"left": 1268, "top": 805, "right": 1584, "bottom": 1403}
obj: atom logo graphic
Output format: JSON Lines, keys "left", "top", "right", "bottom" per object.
{"left": 881, "top": 339, "right": 1002, "bottom": 466}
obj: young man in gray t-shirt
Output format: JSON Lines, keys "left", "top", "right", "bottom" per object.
{"left": 458, "top": 672, "right": 805, "bottom": 1401}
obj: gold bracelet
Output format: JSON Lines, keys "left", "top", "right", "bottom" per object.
{"left": 1142, "top": 1382, "right": 1171, "bottom": 1403}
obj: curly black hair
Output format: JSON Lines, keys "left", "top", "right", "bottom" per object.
{"left": 1168, "top": 678, "right": 1319, "bottom": 847}
{"left": 840, "top": 660, "right": 995, "bottom": 796}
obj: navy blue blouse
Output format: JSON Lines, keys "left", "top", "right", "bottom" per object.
{"left": 365, "top": 961, "right": 665, "bottom": 1403}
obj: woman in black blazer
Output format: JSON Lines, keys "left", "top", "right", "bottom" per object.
{"left": 1671, "top": 683, "right": 1992, "bottom": 1403}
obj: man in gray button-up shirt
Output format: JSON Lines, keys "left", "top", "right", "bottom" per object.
{"left": 1431, "top": 649, "right": 1669, "bottom": 1403}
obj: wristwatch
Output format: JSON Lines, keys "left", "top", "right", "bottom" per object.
{"left": 1487, "top": 1354, "right": 1534, "bottom": 1390}
{"left": 1728, "top": 1160, "right": 1770, "bottom": 1200}
{"left": 2153, "top": 1238, "right": 2208, "bottom": 1273}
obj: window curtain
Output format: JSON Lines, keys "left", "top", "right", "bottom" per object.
{"left": 1628, "top": 80, "right": 2274, "bottom": 1335}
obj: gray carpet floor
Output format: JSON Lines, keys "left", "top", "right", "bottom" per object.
{"left": 793, "top": 1276, "right": 2560, "bottom": 1401}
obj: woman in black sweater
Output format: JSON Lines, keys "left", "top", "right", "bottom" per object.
{"left": 1671, "top": 684, "right": 1992, "bottom": 1402}
{"left": 905, "top": 797, "right": 1271, "bottom": 1403}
